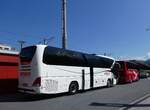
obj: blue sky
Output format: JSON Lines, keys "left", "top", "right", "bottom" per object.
{"left": 0, "top": 0, "right": 150, "bottom": 59}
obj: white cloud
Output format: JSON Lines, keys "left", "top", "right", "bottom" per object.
{"left": 116, "top": 55, "right": 136, "bottom": 61}
{"left": 116, "top": 52, "right": 150, "bottom": 61}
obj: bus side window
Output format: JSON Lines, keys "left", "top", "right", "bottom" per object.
{"left": 43, "top": 46, "right": 86, "bottom": 67}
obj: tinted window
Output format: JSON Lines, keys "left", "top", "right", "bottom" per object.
{"left": 43, "top": 46, "right": 86, "bottom": 66}
{"left": 85, "top": 55, "right": 114, "bottom": 68}
{"left": 127, "top": 62, "right": 138, "bottom": 69}
{"left": 85, "top": 55, "right": 102, "bottom": 67}
{"left": 102, "top": 57, "right": 114, "bottom": 68}
{"left": 117, "top": 61, "right": 124, "bottom": 69}
{"left": 43, "top": 46, "right": 114, "bottom": 68}
{"left": 20, "top": 46, "right": 36, "bottom": 61}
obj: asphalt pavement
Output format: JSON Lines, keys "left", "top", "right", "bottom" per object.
{"left": 0, "top": 78, "right": 150, "bottom": 110}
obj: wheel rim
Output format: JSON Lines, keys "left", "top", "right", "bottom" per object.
{"left": 69, "top": 83, "right": 78, "bottom": 94}
{"left": 70, "top": 84, "right": 77, "bottom": 93}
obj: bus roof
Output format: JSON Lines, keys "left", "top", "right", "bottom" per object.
{"left": 35, "top": 45, "right": 115, "bottom": 60}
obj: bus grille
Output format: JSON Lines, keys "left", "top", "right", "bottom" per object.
{"left": 44, "top": 79, "right": 58, "bottom": 92}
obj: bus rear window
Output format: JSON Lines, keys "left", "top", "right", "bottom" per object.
{"left": 20, "top": 46, "right": 36, "bottom": 61}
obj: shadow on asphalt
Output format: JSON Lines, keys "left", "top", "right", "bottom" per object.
{"left": 89, "top": 83, "right": 150, "bottom": 110}
{"left": 0, "top": 92, "right": 69, "bottom": 102}
{"left": 89, "top": 102, "right": 150, "bottom": 110}
{"left": 0, "top": 86, "right": 111, "bottom": 102}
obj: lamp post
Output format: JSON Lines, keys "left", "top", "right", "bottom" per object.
{"left": 62, "top": 0, "right": 67, "bottom": 49}
{"left": 18, "top": 40, "right": 26, "bottom": 50}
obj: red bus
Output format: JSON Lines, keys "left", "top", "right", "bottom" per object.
{"left": 0, "top": 47, "right": 19, "bottom": 93}
{"left": 112, "top": 61, "right": 139, "bottom": 84}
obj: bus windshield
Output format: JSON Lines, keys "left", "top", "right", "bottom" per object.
{"left": 20, "top": 46, "right": 36, "bottom": 61}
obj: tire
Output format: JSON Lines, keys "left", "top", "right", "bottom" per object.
{"left": 69, "top": 82, "right": 79, "bottom": 94}
{"left": 107, "top": 79, "right": 111, "bottom": 88}
{"left": 111, "top": 79, "right": 114, "bottom": 86}
{"left": 116, "top": 74, "right": 120, "bottom": 84}
{"left": 129, "top": 77, "right": 132, "bottom": 83}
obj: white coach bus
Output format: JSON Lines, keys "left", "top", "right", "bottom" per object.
{"left": 18, "top": 45, "right": 116, "bottom": 94}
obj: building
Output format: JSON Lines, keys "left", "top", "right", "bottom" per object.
{"left": 0, "top": 44, "right": 19, "bottom": 93}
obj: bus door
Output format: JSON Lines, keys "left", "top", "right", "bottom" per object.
{"left": 81, "top": 67, "right": 95, "bottom": 89}
{"left": 90, "top": 67, "right": 94, "bottom": 88}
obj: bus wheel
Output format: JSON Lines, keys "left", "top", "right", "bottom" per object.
{"left": 107, "top": 79, "right": 112, "bottom": 88}
{"left": 69, "top": 81, "right": 79, "bottom": 94}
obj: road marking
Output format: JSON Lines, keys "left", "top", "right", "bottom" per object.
{"left": 119, "top": 93, "right": 150, "bottom": 110}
